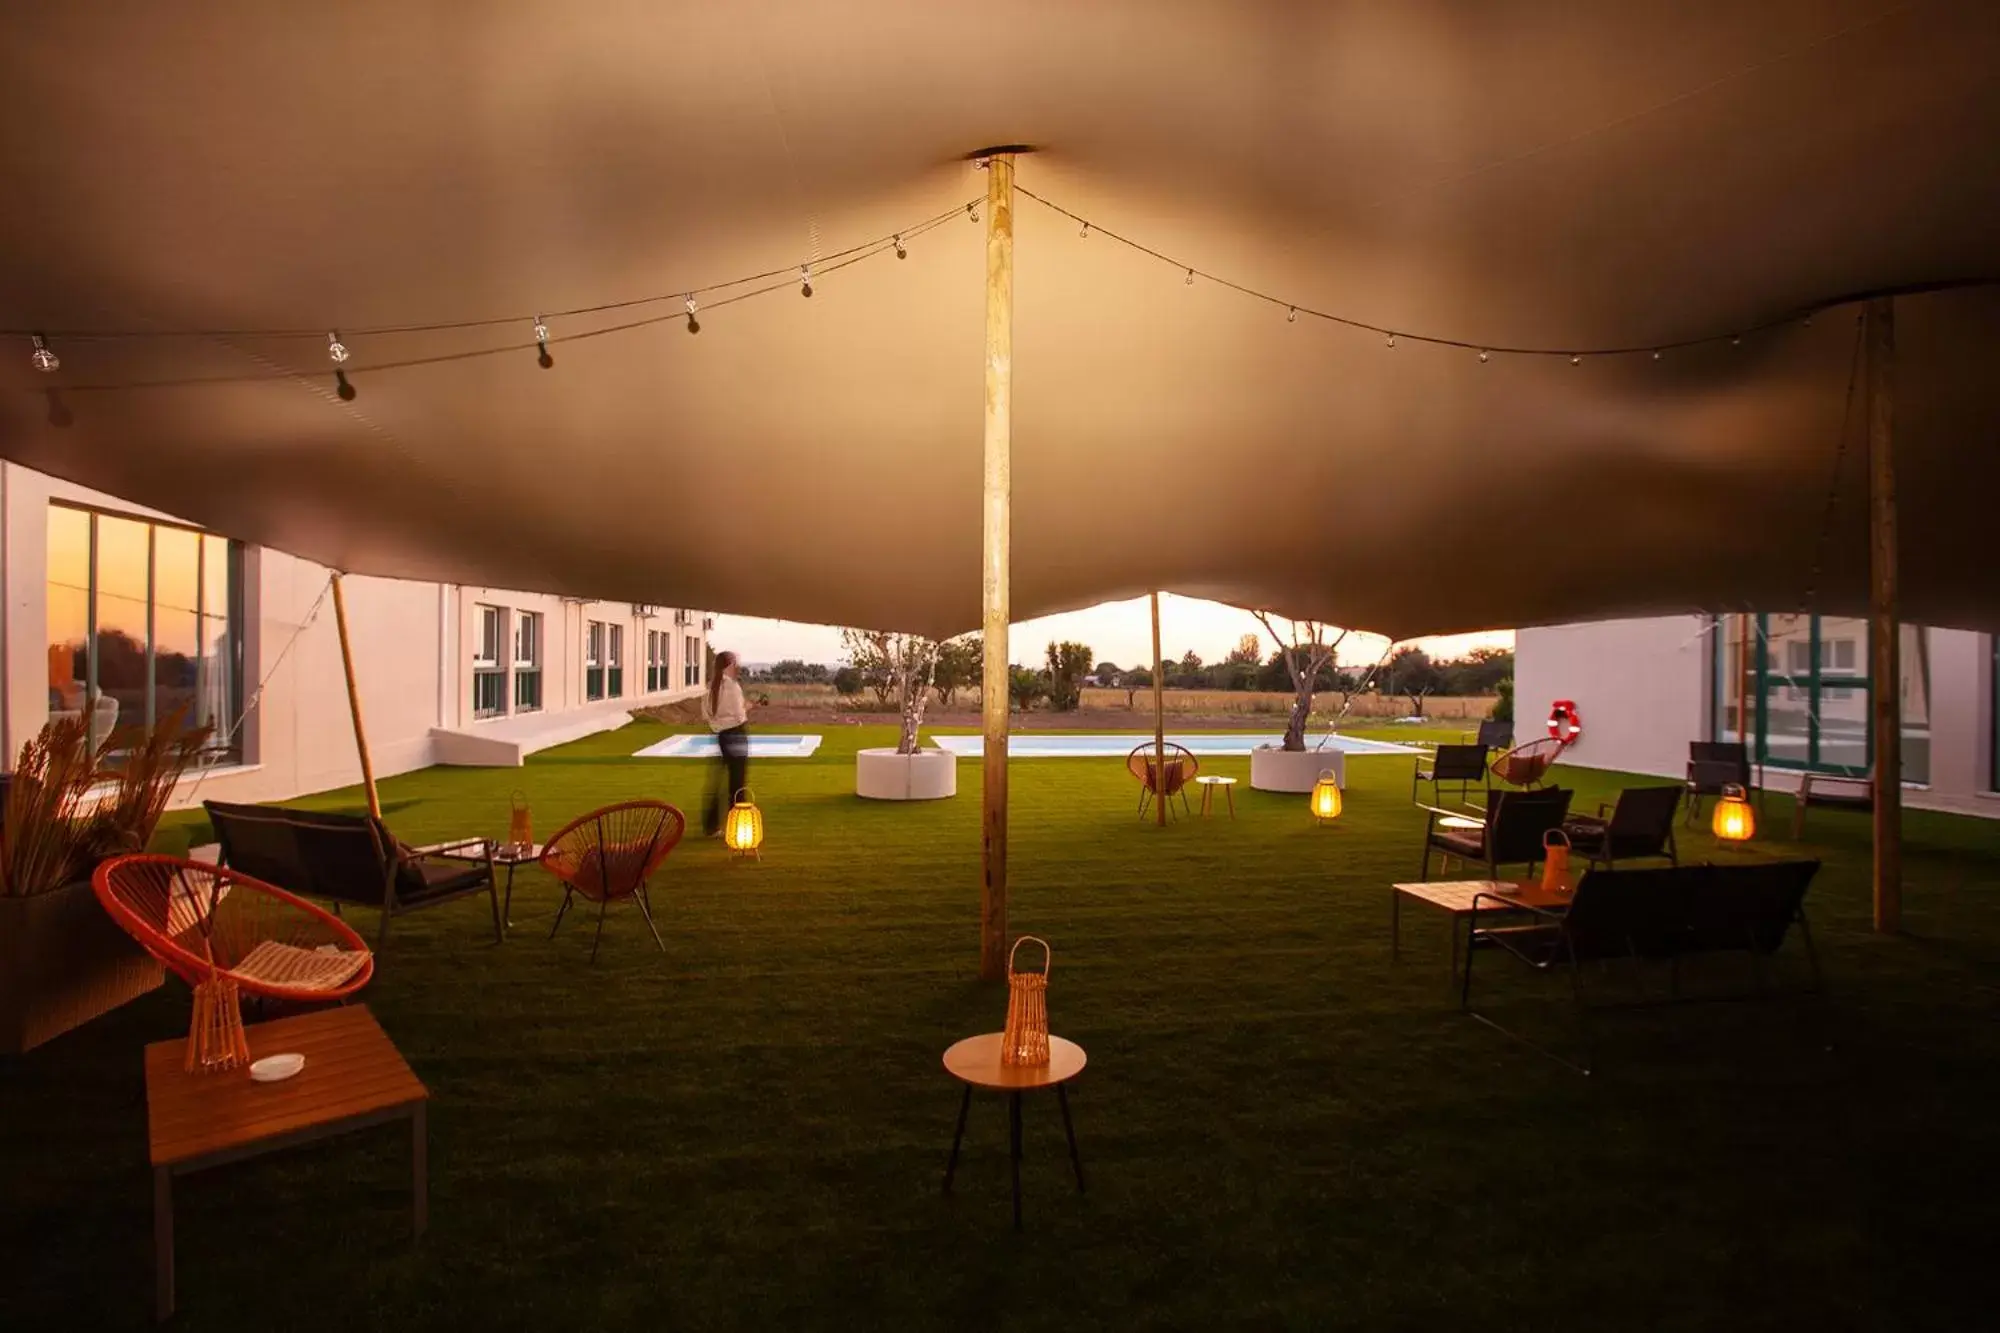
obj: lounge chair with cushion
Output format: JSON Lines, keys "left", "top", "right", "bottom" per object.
{"left": 1420, "top": 785, "right": 1573, "bottom": 882}
{"left": 1460, "top": 859, "right": 1823, "bottom": 1074}
{"left": 204, "top": 799, "right": 502, "bottom": 949}
{"left": 1127, "top": 743, "right": 1198, "bottom": 821}
{"left": 1562, "top": 785, "right": 1682, "bottom": 870}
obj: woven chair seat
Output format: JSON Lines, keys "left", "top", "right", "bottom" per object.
{"left": 234, "top": 939, "right": 372, "bottom": 992}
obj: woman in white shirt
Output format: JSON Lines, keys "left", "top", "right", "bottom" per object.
{"left": 701, "top": 651, "right": 751, "bottom": 835}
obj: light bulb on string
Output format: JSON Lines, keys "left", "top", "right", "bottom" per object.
{"left": 968, "top": 202, "right": 979, "bottom": 223}
{"left": 327, "top": 331, "right": 349, "bottom": 364}
{"left": 1079, "top": 222, "right": 1090, "bottom": 239}
{"left": 1385, "top": 333, "right": 1396, "bottom": 348}
{"left": 334, "top": 369, "right": 356, "bottom": 401}
{"left": 1731, "top": 334, "right": 1742, "bottom": 347}
{"left": 29, "top": 334, "right": 59, "bottom": 373}
{"left": 684, "top": 295, "right": 700, "bottom": 334}
{"left": 1652, "top": 349, "right": 1662, "bottom": 361}
{"left": 1478, "top": 349, "right": 1489, "bottom": 363}
{"left": 1570, "top": 354, "right": 1581, "bottom": 365}
{"left": 799, "top": 265, "right": 813, "bottom": 298}
{"left": 893, "top": 234, "right": 906, "bottom": 259}
{"left": 534, "top": 316, "right": 553, "bottom": 369}
{"left": 1287, "top": 306, "right": 1297, "bottom": 323}
{"left": 1185, "top": 268, "right": 1195, "bottom": 285}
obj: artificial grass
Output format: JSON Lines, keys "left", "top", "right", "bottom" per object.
{"left": 3, "top": 721, "right": 1995, "bottom": 1330}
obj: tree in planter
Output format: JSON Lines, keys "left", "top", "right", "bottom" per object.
{"left": 842, "top": 629, "right": 942, "bottom": 752}
{"left": 1044, "top": 640, "right": 1094, "bottom": 712}
{"left": 931, "top": 635, "right": 982, "bottom": 709}
{"left": 1386, "top": 646, "right": 1442, "bottom": 717}
{"left": 1252, "top": 612, "right": 1352, "bottom": 752}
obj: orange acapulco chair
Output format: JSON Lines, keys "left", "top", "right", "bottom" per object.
{"left": 1490, "top": 737, "right": 1565, "bottom": 789}
{"left": 1126, "top": 742, "right": 1199, "bottom": 821}
{"left": 539, "top": 800, "right": 685, "bottom": 963}
{"left": 94, "top": 855, "right": 375, "bottom": 1068}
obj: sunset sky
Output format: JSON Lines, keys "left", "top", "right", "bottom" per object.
{"left": 714, "top": 594, "right": 1513, "bottom": 671}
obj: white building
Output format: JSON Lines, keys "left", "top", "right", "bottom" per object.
{"left": 1516, "top": 615, "right": 1996, "bottom": 820}
{"left": 2, "top": 462, "right": 710, "bottom": 806}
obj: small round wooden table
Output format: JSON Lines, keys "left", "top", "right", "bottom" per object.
{"left": 942, "top": 1033, "right": 1087, "bottom": 1230}
{"left": 1194, "top": 775, "right": 1237, "bottom": 819}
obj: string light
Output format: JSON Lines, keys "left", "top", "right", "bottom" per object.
{"left": 893, "top": 234, "right": 906, "bottom": 259}
{"left": 1652, "top": 349, "right": 1662, "bottom": 360}
{"left": 799, "top": 265, "right": 813, "bottom": 299}
{"left": 327, "top": 331, "right": 349, "bottom": 364}
{"left": 1185, "top": 268, "right": 1195, "bottom": 285}
{"left": 1287, "top": 306, "right": 1297, "bottom": 323}
{"left": 534, "top": 316, "right": 553, "bottom": 369}
{"left": 1570, "top": 354, "right": 1581, "bottom": 365}
{"left": 1079, "top": 222, "right": 1090, "bottom": 239}
{"left": 1478, "top": 349, "right": 1489, "bottom": 363}
{"left": 968, "top": 202, "right": 979, "bottom": 223}
{"left": 29, "top": 334, "right": 59, "bottom": 373}
{"left": 684, "top": 295, "right": 700, "bottom": 335}
{"left": 334, "top": 369, "right": 356, "bottom": 401}
{"left": 1732, "top": 335, "right": 1742, "bottom": 347}
{"left": 1386, "top": 334, "right": 1396, "bottom": 348}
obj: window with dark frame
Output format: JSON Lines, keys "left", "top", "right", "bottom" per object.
{"left": 514, "top": 610, "right": 543, "bottom": 713}
{"left": 586, "top": 620, "right": 606, "bottom": 701}
{"left": 472, "top": 604, "right": 507, "bottom": 719}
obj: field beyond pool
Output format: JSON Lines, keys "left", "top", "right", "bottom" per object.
{"left": 3, "top": 721, "right": 1995, "bottom": 1330}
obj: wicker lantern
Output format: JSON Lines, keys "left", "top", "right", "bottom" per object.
{"left": 507, "top": 789, "right": 533, "bottom": 853}
{"left": 724, "top": 787, "right": 764, "bottom": 859}
{"left": 1310, "top": 769, "right": 1342, "bottom": 824}
{"left": 1001, "top": 936, "right": 1051, "bottom": 1066}
{"left": 1712, "top": 783, "right": 1755, "bottom": 842}
{"left": 1540, "top": 828, "right": 1572, "bottom": 895}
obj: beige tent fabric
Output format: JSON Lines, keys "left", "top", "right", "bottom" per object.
{"left": 2, "top": 2, "right": 1998, "bottom": 639}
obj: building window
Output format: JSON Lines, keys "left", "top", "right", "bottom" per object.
{"left": 645, "top": 630, "right": 665, "bottom": 692}
{"left": 607, "top": 624, "right": 624, "bottom": 698}
{"left": 1713, "top": 613, "right": 1929, "bottom": 783}
{"left": 586, "top": 620, "right": 606, "bottom": 701}
{"left": 46, "top": 504, "right": 243, "bottom": 763}
{"left": 472, "top": 604, "right": 506, "bottom": 719}
{"left": 514, "top": 611, "right": 543, "bottom": 713}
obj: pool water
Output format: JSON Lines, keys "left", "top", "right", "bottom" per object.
{"left": 928, "top": 733, "right": 1421, "bottom": 759}
{"left": 633, "top": 734, "right": 823, "bottom": 759}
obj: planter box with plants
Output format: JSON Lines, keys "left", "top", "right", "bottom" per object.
{"left": 845, "top": 629, "right": 964, "bottom": 801}
{"left": 0, "top": 714, "right": 209, "bottom": 1054}
{"left": 1248, "top": 613, "right": 1365, "bottom": 794}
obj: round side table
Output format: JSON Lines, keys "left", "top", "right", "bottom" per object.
{"left": 942, "top": 1033, "right": 1087, "bottom": 1230}
{"left": 1194, "top": 775, "right": 1237, "bottom": 819}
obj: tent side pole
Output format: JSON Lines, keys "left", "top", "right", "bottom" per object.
{"left": 1152, "top": 592, "right": 1166, "bottom": 827}
{"left": 1866, "top": 296, "right": 1901, "bottom": 933}
{"left": 978, "top": 152, "right": 1016, "bottom": 982}
{"left": 330, "top": 572, "right": 382, "bottom": 821}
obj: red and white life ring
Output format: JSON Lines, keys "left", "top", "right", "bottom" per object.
{"left": 1547, "top": 700, "right": 1583, "bottom": 746}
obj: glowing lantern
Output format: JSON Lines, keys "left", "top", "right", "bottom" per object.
{"left": 724, "top": 788, "right": 764, "bottom": 859}
{"left": 1711, "top": 783, "right": 1755, "bottom": 842}
{"left": 1310, "top": 769, "right": 1342, "bottom": 824}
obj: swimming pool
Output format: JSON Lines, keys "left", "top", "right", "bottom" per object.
{"left": 928, "top": 733, "right": 1421, "bottom": 759}
{"left": 633, "top": 734, "right": 823, "bottom": 759}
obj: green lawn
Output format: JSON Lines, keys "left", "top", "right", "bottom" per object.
{"left": 4, "top": 722, "right": 1996, "bottom": 1330}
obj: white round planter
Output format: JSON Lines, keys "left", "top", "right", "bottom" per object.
{"left": 1250, "top": 746, "right": 1345, "bottom": 793}
{"left": 856, "top": 747, "right": 958, "bottom": 801}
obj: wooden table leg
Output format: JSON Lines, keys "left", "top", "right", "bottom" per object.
{"left": 1225, "top": 783, "right": 1235, "bottom": 819}
{"left": 412, "top": 1102, "right": 428, "bottom": 1242}
{"left": 154, "top": 1166, "right": 174, "bottom": 1323}
{"left": 1009, "top": 1092, "right": 1023, "bottom": 1231}
{"left": 502, "top": 862, "right": 517, "bottom": 931}
{"left": 1057, "top": 1084, "right": 1086, "bottom": 1193}
{"left": 1200, "top": 784, "right": 1211, "bottom": 817}
{"left": 943, "top": 1085, "right": 971, "bottom": 1193}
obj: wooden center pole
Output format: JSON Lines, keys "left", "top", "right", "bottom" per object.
{"left": 978, "top": 152, "right": 1016, "bottom": 981}
{"left": 329, "top": 573, "right": 382, "bottom": 821}
{"left": 1866, "top": 296, "right": 1900, "bottom": 933}
{"left": 1152, "top": 591, "right": 1167, "bottom": 827}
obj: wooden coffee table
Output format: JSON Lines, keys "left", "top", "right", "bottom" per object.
{"left": 942, "top": 1033, "right": 1087, "bottom": 1230}
{"left": 145, "top": 1005, "right": 428, "bottom": 1321}
{"left": 1391, "top": 879, "right": 1572, "bottom": 979}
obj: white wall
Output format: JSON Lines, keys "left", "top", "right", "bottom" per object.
{"left": 0, "top": 462, "right": 708, "bottom": 807}
{"left": 1517, "top": 614, "right": 1999, "bottom": 819}
{"left": 1513, "top": 615, "right": 1711, "bottom": 780}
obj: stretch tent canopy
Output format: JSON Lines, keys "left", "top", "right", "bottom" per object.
{"left": 3, "top": 1, "right": 1998, "bottom": 640}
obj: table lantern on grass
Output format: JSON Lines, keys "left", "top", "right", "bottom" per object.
{"left": 1001, "top": 936, "right": 1051, "bottom": 1067}
{"left": 1712, "top": 784, "right": 1756, "bottom": 842}
{"left": 1540, "top": 828, "right": 1572, "bottom": 895}
{"left": 507, "top": 790, "right": 533, "bottom": 853}
{"left": 1310, "top": 769, "right": 1342, "bottom": 824}
{"left": 724, "top": 788, "right": 764, "bottom": 859}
